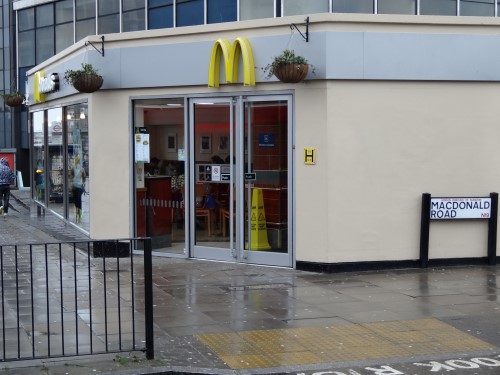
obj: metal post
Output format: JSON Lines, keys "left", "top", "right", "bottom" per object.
{"left": 488, "top": 192, "right": 498, "bottom": 265}
{"left": 144, "top": 238, "right": 154, "bottom": 359}
{"left": 420, "top": 193, "right": 431, "bottom": 268}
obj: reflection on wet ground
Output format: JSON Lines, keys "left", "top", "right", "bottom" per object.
{"left": 144, "top": 259, "right": 500, "bottom": 369}
{"left": 1, "top": 190, "right": 500, "bottom": 373}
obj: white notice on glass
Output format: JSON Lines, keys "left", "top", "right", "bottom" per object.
{"left": 135, "top": 134, "right": 150, "bottom": 163}
{"left": 212, "top": 165, "right": 221, "bottom": 182}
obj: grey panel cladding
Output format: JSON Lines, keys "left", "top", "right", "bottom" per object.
{"left": 117, "top": 31, "right": 500, "bottom": 85}
{"left": 101, "top": 34, "right": 323, "bottom": 88}
{"left": 331, "top": 32, "right": 500, "bottom": 81}
{"left": 29, "top": 29, "right": 500, "bottom": 100}
{"left": 120, "top": 42, "right": 212, "bottom": 88}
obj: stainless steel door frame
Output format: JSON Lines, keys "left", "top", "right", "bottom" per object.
{"left": 189, "top": 94, "right": 293, "bottom": 268}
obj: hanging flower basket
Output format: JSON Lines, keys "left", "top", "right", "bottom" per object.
{"left": 64, "top": 64, "right": 103, "bottom": 93}
{"left": 263, "top": 50, "right": 314, "bottom": 83}
{"left": 273, "top": 64, "right": 309, "bottom": 83}
{"left": 71, "top": 74, "right": 103, "bottom": 93}
{"left": 4, "top": 95, "right": 24, "bottom": 107}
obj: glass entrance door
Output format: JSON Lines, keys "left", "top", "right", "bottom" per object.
{"left": 190, "top": 95, "right": 292, "bottom": 267}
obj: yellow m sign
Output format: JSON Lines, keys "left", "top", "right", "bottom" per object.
{"left": 208, "top": 38, "right": 256, "bottom": 88}
{"left": 34, "top": 71, "right": 46, "bottom": 104}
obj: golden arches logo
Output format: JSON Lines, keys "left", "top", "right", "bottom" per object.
{"left": 208, "top": 38, "right": 255, "bottom": 88}
{"left": 34, "top": 71, "right": 46, "bottom": 104}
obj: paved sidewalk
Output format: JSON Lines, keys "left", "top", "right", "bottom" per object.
{"left": 1, "top": 190, "right": 500, "bottom": 374}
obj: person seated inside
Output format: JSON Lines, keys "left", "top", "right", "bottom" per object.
{"left": 211, "top": 155, "right": 225, "bottom": 164}
{"left": 145, "top": 157, "right": 160, "bottom": 175}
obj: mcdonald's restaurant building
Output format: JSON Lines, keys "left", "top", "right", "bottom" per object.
{"left": 26, "top": 14, "right": 500, "bottom": 271}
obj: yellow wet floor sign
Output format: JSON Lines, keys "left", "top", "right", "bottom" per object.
{"left": 246, "top": 188, "right": 271, "bottom": 251}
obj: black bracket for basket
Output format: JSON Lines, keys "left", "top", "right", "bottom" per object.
{"left": 85, "top": 35, "right": 105, "bottom": 57}
{"left": 290, "top": 16, "right": 310, "bottom": 43}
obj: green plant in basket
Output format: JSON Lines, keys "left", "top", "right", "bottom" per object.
{"left": 262, "top": 50, "right": 314, "bottom": 82}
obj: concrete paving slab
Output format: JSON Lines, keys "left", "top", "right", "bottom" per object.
{"left": 1, "top": 190, "right": 500, "bottom": 374}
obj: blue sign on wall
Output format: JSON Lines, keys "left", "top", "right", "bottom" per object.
{"left": 258, "top": 133, "right": 275, "bottom": 147}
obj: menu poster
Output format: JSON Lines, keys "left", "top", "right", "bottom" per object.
{"left": 135, "top": 134, "right": 150, "bottom": 163}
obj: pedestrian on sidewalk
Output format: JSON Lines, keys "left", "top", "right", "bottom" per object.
{"left": 71, "top": 154, "right": 86, "bottom": 223}
{"left": 0, "top": 157, "right": 15, "bottom": 216}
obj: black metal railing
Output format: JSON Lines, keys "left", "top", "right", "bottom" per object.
{"left": 0, "top": 238, "right": 154, "bottom": 362}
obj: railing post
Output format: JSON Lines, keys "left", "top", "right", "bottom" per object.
{"left": 420, "top": 193, "right": 431, "bottom": 268}
{"left": 488, "top": 192, "right": 498, "bottom": 265}
{"left": 144, "top": 238, "right": 154, "bottom": 360}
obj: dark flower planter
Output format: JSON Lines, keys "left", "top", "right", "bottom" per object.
{"left": 273, "top": 64, "right": 309, "bottom": 83}
{"left": 4, "top": 95, "right": 24, "bottom": 107}
{"left": 72, "top": 74, "right": 103, "bottom": 93}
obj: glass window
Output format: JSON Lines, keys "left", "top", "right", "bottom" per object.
{"left": 67, "top": 103, "right": 90, "bottom": 230}
{"left": 123, "top": 9, "right": 145, "bottom": 31}
{"left": 76, "top": 19, "right": 96, "bottom": 41}
{"left": 75, "top": 0, "right": 96, "bottom": 40}
{"left": 148, "top": 4, "right": 174, "bottom": 29}
{"left": 98, "top": 0, "right": 119, "bottom": 33}
{"left": 176, "top": 0, "right": 204, "bottom": 26}
{"left": 33, "top": 111, "right": 46, "bottom": 204}
{"left": 282, "top": 0, "right": 329, "bottom": 16}
{"left": 56, "top": 23, "right": 74, "bottom": 53}
{"left": 18, "top": 8, "right": 35, "bottom": 32}
{"left": 123, "top": 0, "right": 145, "bottom": 11}
{"left": 207, "top": 0, "right": 237, "bottom": 23}
{"left": 0, "top": 111, "right": 10, "bottom": 148}
{"left": 133, "top": 98, "right": 185, "bottom": 254}
{"left": 56, "top": 0, "right": 74, "bottom": 23}
{"left": 47, "top": 108, "right": 64, "bottom": 216}
{"left": 99, "top": 0, "right": 120, "bottom": 15}
{"left": 460, "top": 0, "right": 494, "bottom": 16}
{"left": 76, "top": 0, "right": 96, "bottom": 20}
{"left": 36, "top": 27, "right": 54, "bottom": 65}
{"left": 0, "top": 7, "right": 5, "bottom": 29}
{"left": 332, "top": 0, "right": 374, "bottom": 13}
{"left": 18, "top": 66, "right": 31, "bottom": 97}
{"left": 21, "top": 111, "right": 29, "bottom": 150}
{"left": 55, "top": 0, "right": 74, "bottom": 51}
{"left": 240, "top": 0, "right": 274, "bottom": 20}
{"left": 150, "top": 0, "right": 170, "bottom": 5}
{"left": 420, "top": 0, "right": 457, "bottom": 15}
{"left": 378, "top": 0, "right": 416, "bottom": 14}
{"left": 36, "top": 3, "right": 54, "bottom": 27}
{"left": 18, "top": 30, "right": 35, "bottom": 67}
{"left": 99, "top": 14, "right": 120, "bottom": 33}
{"left": 0, "top": 115, "right": 6, "bottom": 148}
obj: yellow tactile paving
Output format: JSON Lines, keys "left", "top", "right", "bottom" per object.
{"left": 222, "top": 354, "right": 277, "bottom": 369}
{"left": 196, "top": 318, "right": 493, "bottom": 370}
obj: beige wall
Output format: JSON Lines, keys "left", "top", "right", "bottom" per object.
{"left": 89, "top": 91, "right": 132, "bottom": 238}
{"left": 294, "top": 80, "right": 497, "bottom": 263}
{"left": 294, "top": 82, "right": 331, "bottom": 262}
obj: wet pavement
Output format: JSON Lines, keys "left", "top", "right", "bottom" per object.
{"left": 1, "top": 190, "right": 500, "bottom": 374}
